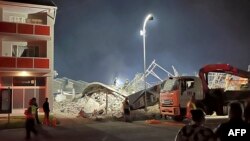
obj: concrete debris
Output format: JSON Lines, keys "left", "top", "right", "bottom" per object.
{"left": 55, "top": 94, "right": 66, "bottom": 102}
{"left": 53, "top": 73, "right": 161, "bottom": 119}
{"left": 53, "top": 77, "right": 88, "bottom": 95}
{"left": 53, "top": 91, "right": 124, "bottom": 119}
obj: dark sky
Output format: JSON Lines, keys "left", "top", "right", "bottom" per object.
{"left": 52, "top": 0, "right": 250, "bottom": 84}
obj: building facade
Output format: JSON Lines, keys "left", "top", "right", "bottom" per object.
{"left": 0, "top": 0, "right": 57, "bottom": 113}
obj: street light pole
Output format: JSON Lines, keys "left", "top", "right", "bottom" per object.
{"left": 140, "top": 14, "right": 153, "bottom": 112}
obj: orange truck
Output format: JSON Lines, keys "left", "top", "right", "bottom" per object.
{"left": 159, "top": 64, "right": 250, "bottom": 121}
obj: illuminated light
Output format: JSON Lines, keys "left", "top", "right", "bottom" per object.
{"left": 31, "top": 80, "right": 35, "bottom": 84}
{"left": 115, "top": 76, "right": 127, "bottom": 87}
{"left": 116, "top": 78, "right": 123, "bottom": 86}
{"left": 19, "top": 71, "right": 30, "bottom": 76}
{"left": 140, "top": 30, "right": 145, "bottom": 36}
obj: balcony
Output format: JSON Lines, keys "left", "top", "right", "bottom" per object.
{"left": 0, "top": 57, "right": 50, "bottom": 70}
{"left": 0, "top": 21, "right": 50, "bottom": 36}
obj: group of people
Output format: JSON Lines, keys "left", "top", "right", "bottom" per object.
{"left": 175, "top": 101, "right": 250, "bottom": 141}
{"left": 24, "top": 97, "right": 50, "bottom": 140}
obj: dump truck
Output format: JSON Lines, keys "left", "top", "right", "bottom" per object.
{"left": 159, "top": 64, "right": 250, "bottom": 121}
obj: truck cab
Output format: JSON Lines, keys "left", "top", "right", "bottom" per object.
{"left": 159, "top": 76, "right": 203, "bottom": 120}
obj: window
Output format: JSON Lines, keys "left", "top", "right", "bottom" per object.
{"left": 180, "top": 79, "right": 195, "bottom": 94}
{"left": 36, "top": 77, "right": 46, "bottom": 86}
{"left": 162, "top": 78, "right": 179, "bottom": 91}
{"left": 187, "top": 81, "right": 195, "bottom": 89}
{"left": 12, "top": 45, "right": 28, "bottom": 57}
{"left": 12, "top": 45, "right": 39, "bottom": 57}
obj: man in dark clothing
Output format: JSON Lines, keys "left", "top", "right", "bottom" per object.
{"left": 43, "top": 98, "right": 50, "bottom": 125}
{"left": 123, "top": 97, "right": 131, "bottom": 122}
{"left": 175, "top": 109, "right": 216, "bottom": 141}
{"left": 31, "top": 97, "right": 41, "bottom": 124}
{"left": 214, "top": 102, "right": 249, "bottom": 141}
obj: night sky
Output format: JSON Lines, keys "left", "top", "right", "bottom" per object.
{"left": 52, "top": 0, "right": 250, "bottom": 84}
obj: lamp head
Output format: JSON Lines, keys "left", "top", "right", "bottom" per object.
{"left": 141, "top": 13, "right": 154, "bottom": 34}
{"left": 146, "top": 14, "right": 154, "bottom": 21}
{"left": 149, "top": 15, "right": 154, "bottom": 21}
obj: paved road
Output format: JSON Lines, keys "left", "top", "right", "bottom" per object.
{"left": 0, "top": 117, "right": 227, "bottom": 141}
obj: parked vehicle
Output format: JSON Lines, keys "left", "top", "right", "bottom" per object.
{"left": 159, "top": 64, "right": 250, "bottom": 121}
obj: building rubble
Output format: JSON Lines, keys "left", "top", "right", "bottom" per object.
{"left": 52, "top": 61, "right": 177, "bottom": 119}
{"left": 53, "top": 78, "right": 135, "bottom": 119}
{"left": 53, "top": 93, "right": 123, "bottom": 118}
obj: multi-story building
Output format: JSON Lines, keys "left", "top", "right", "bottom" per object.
{"left": 0, "top": 0, "right": 57, "bottom": 113}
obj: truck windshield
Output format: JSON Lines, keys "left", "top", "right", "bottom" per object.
{"left": 161, "top": 78, "right": 179, "bottom": 91}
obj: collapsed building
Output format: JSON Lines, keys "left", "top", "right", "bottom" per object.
{"left": 53, "top": 77, "right": 140, "bottom": 118}
{"left": 52, "top": 61, "right": 178, "bottom": 119}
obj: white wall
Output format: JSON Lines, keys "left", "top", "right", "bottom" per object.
{"left": 2, "top": 41, "right": 27, "bottom": 56}
{"left": 47, "top": 10, "right": 56, "bottom": 112}
{"left": 3, "top": 10, "right": 27, "bottom": 22}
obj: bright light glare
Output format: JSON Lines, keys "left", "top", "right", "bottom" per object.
{"left": 116, "top": 78, "right": 123, "bottom": 86}
{"left": 146, "top": 14, "right": 153, "bottom": 20}
{"left": 19, "top": 71, "right": 30, "bottom": 76}
{"left": 140, "top": 30, "right": 144, "bottom": 36}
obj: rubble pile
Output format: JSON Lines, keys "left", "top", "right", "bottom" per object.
{"left": 53, "top": 73, "right": 160, "bottom": 119}
{"left": 53, "top": 99, "right": 83, "bottom": 117}
{"left": 53, "top": 92, "right": 124, "bottom": 119}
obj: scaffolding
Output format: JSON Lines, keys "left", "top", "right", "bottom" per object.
{"left": 208, "top": 72, "right": 249, "bottom": 90}
{"left": 207, "top": 73, "right": 226, "bottom": 89}
{"left": 124, "top": 60, "right": 179, "bottom": 93}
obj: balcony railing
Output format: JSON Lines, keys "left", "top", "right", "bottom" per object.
{"left": 0, "top": 21, "right": 50, "bottom": 36}
{"left": 0, "top": 57, "right": 49, "bottom": 69}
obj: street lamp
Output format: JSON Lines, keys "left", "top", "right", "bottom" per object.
{"left": 140, "top": 14, "right": 153, "bottom": 111}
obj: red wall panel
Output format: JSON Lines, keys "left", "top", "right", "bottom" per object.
{"left": 18, "top": 24, "right": 33, "bottom": 34}
{"left": 0, "top": 57, "right": 16, "bottom": 68}
{"left": 35, "top": 25, "right": 50, "bottom": 36}
{"left": 0, "top": 22, "right": 16, "bottom": 33}
{"left": 34, "top": 58, "right": 49, "bottom": 68}
{"left": 17, "top": 58, "right": 33, "bottom": 68}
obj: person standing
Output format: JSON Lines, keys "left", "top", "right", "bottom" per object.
{"left": 214, "top": 102, "right": 249, "bottom": 141}
{"left": 123, "top": 97, "right": 131, "bottom": 122}
{"left": 24, "top": 99, "right": 38, "bottom": 140}
{"left": 186, "top": 94, "right": 196, "bottom": 120}
{"left": 43, "top": 98, "right": 50, "bottom": 125}
{"left": 31, "top": 97, "right": 41, "bottom": 124}
{"left": 175, "top": 109, "right": 216, "bottom": 141}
